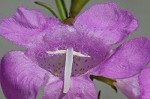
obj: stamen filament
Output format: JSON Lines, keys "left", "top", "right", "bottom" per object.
{"left": 63, "top": 48, "right": 74, "bottom": 93}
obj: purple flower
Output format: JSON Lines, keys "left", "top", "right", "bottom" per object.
{"left": 0, "top": 3, "right": 147, "bottom": 99}
{"left": 97, "top": 37, "right": 150, "bottom": 99}
{"left": 116, "top": 68, "right": 150, "bottom": 99}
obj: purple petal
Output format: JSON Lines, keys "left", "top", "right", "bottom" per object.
{"left": 74, "top": 3, "right": 138, "bottom": 45}
{"left": 43, "top": 77, "right": 97, "bottom": 99}
{"left": 0, "top": 51, "right": 49, "bottom": 99}
{"left": 0, "top": 7, "right": 59, "bottom": 48}
{"left": 97, "top": 37, "right": 150, "bottom": 79}
{"left": 139, "top": 68, "right": 150, "bottom": 99}
{"left": 116, "top": 75, "right": 140, "bottom": 99}
{"left": 44, "top": 25, "right": 110, "bottom": 59}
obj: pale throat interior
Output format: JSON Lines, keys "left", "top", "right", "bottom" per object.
{"left": 37, "top": 49, "right": 100, "bottom": 93}
{"left": 47, "top": 49, "right": 91, "bottom": 93}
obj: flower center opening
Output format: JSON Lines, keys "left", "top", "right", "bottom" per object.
{"left": 37, "top": 49, "right": 100, "bottom": 78}
{"left": 36, "top": 49, "right": 101, "bottom": 93}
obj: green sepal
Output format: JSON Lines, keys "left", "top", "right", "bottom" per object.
{"left": 55, "top": 0, "right": 68, "bottom": 21}
{"left": 34, "top": 1, "right": 58, "bottom": 18}
{"left": 69, "top": 0, "right": 90, "bottom": 18}
{"left": 90, "top": 75, "right": 118, "bottom": 93}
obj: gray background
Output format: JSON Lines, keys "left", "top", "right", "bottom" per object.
{"left": 0, "top": 0, "right": 150, "bottom": 99}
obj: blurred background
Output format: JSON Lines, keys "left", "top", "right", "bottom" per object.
{"left": 0, "top": 0, "right": 150, "bottom": 99}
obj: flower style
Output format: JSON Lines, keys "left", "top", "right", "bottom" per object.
{"left": 0, "top": 3, "right": 149, "bottom": 99}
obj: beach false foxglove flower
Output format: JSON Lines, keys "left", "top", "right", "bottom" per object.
{"left": 0, "top": 3, "right": 148, "bottom": 99}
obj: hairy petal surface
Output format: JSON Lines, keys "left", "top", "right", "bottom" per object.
{"left": 43, "top": 77, "right": 97, "bottom": 99}
{"left": 0, "top": 7, "right": 59, "bottom": 48}
{"left": 97, "top": 37, "right": 150, "bottom": 79}
{"left": 74, "top": 3, "right": 138, "bottom": 45}
{"left": 116, "top": 75, "right": 140, "bottom": 99}
{"left": 0, "top": 51, "right": 49, "bottom": 99}
{"left": 139, "top": 68, "right": 150, "bottom": 99}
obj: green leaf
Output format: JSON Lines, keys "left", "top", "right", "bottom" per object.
{"left": 69, "top": 0, "right": 90, "bottom": 18}
{"left": 34, "top": 1, "right": 58, "bottom": 18}
{"left": 55, "top": 0, "right": 68, "bottom": 21}
{"left": 90, "top": 75, "right": 118, "bottom": 93}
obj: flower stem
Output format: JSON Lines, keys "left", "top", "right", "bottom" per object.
{"left": 98, "top": 90, "right": 101, "bottom": 99}
{"left": 55, "top": 0, "right": 67, "bottom": 21}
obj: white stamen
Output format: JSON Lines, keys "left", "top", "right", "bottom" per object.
{"left": 63, "top": 48, "right": 74, "bottom": 93}
{"left": 46, "top": 50, "right": 90, "bottom": 57}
